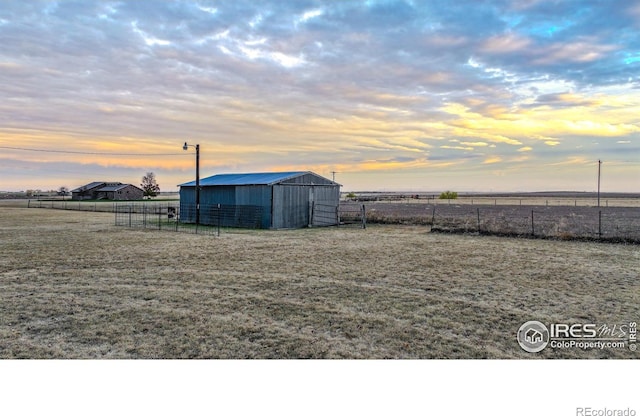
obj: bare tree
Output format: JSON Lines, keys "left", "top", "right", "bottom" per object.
{"left": 141, "top": 172, "right": 160, "bottom": 199}
{"left": 58, "top": 186, "right": 69, "bottom": 200}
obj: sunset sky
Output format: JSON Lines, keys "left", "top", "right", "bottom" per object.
{"left": 1, "top": 0, "right": 638, "bottom": 192}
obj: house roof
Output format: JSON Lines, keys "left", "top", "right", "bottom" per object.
{"left": 180, "top": 171, "right": 313, "bottom": 187}
{"left": 99, "top": 184, "right": 133, "bottom": 192}
{"left": 71, "top": 182, "right": 106, "bottom": 192}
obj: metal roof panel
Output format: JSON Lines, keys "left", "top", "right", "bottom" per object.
{"left": 180, "top": 171, "right": 309, "bottom": 187}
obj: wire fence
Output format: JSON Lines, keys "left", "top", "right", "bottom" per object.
{"left": 422, "top": 205, "right": 639, "bottom": 242}
{"left": 25, "top": 199, "right": 639, "bottom": 242}
{"left": 113, "top": 203, "right": 265, "bottom": 235}
{"left": 26, "top": 199, "right": 123, "bottom": 212}
{"left": 338, "top": 203, "right": 367, "bottom": 228}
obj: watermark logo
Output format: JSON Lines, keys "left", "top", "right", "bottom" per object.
{"left": 576, "top": 407, "right": 636, "bottom": 416}
{"left": 517, "top": 321, "right": 549, "bottom": 353}
{"left": 518, "top": 320, "right": 637, "bottom": 353}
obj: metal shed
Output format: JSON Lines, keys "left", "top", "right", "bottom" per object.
{"left": 179, "top": 171, "right": 341, "bottom": 229}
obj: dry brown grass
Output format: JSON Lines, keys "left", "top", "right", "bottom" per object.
{"left": 1, "top": 207, "right": 638, "bottom": 358}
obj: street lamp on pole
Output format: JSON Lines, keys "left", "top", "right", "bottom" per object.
{"left": 597, "top": 159, "right": 602, "bottom": 208}
{"left": 183, "top": 142, "right": 200, "bottom": 225}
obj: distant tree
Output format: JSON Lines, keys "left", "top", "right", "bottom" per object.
{"left": 141, "top": 172, "right": 160, "bottom": 199}
{"left": 439, "top": 190, "right": 458, "bottom": 199}
{"left": 58, "top": 186, "right": 69, "bottom": 200}
{"left": 346, "top": 192, "right": 357, "bottom": 200}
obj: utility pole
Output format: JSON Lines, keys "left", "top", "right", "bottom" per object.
{"left": 331, "top": 171, "right": 339, "bottom": 182}
{"left": 183, "top": 142, "right": 200, "bottom": 225}
{"left": 597, "top": 159, "right": 602, "bottom": 207}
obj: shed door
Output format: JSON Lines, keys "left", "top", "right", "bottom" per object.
{"left": 272, "top": 185, "right": 309, "bottom": 228}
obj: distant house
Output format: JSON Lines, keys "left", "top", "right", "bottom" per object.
{"left": 71, "top": 182, "right": 144, "bottom": 201}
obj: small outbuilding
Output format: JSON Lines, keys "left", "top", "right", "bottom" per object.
{"left": 179, "top": 171, "right": 341, "bottom": 229}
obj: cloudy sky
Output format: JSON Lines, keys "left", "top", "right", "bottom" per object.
{"left": 1, "top": 0, "right": 638, "bottom": 192}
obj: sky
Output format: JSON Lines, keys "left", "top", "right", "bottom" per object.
{"left": 0, "top": 0, "right": 638, "bottom": 193}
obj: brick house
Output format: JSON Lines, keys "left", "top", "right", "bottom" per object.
{"left": 71, "top": 182, "right": 144, "bottom": 201}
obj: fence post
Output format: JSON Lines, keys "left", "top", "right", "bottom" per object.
{"left": 361, "top": 204, "right": 366, "bottom": 229}
{"left": 598, "top": 210, "right": 602, "bottom": 238}
{"left": 531, "top": 210, "right": 535, "bottom": 237}
{"left": 158, "top": 207, "right": 162, "bottom": 230}
{"left": 217, "top": 203, "right": 221, "bottom": 236}
{"left": 477, "top": 208, "right": 481, "bottom": 233}
{"left": 431, "top": 206, "right": 436, "bottom": 225}
{"left": 128, "top": 205, "right": 132, "bottom": 227}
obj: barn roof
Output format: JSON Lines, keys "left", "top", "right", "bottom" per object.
{"left": 180, "top": 171, "right": 316, "bottom": 187}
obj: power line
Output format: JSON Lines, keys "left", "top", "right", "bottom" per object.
{"left": 0, "top": 145, "right": 188, "bottom": 156}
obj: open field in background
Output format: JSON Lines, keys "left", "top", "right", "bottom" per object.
{"left": 348, "top": 192, "right": 640, "bottom": 207}
{"left": 350, "top": 202, "right": 640, "bottom": 242}
{"left": 1, "top": 207, "right": 638, "bottom": 358}
{"left": 5, "top": 194, "right": 640, "bottom": 242}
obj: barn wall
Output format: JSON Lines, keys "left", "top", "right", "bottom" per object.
{"left": 272, "top": 184, "right": 310, "bottom": 229}
{"left": 235, "top": 185, "right": 272, "bottom": 228}
{"left": 179, "top": 187, "right": 196, "bottom": 223}
{"left": 201, "top": 186, "right": 236, "bottom": 206}
{"left": 311, "top": 185, "right": 341, "bottom": 204}
{"left": 180, "top": 185, "right": 236, "bottom": 223}
{"left": 280, "top": 173, "right": 334, "bottom": 186}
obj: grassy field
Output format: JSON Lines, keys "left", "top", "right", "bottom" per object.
{"left": 0, "top": 207, "right": 638, "bottom": 358}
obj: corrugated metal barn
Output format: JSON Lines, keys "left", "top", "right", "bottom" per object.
{"left": 179, "top": 171, "right": 341, "bottom": 229}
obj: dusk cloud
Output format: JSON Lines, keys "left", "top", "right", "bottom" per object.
{"left": 1, "top": 0, "right": 638, "bottom": 192}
